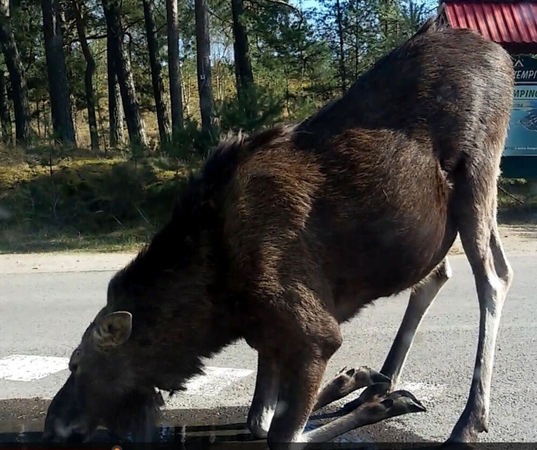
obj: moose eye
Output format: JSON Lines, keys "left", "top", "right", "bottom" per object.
{"left": 69, "top": 349, "right": 81, "bottom": 373}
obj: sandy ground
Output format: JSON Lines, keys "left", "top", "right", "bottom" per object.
{"left": 0, "top": 251, "right": 137, "bottom": 274}
{"left": 447, "top": 223, "right": 537, "bottom": 255}
{"left": 0, "top": 224, "right": 536, "bottom": 274}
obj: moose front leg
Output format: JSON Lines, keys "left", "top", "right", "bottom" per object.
{"left": 262, "top": 303, "right": 344, "bottom": 449}
{"left": 262, "top": 338, "right": 424, "bottom": 449}
{"left": 303, "top": 382, "right": 425, "bottom": 445}
{"left": 313, "top": 366, "right": 391, "bottom": 411}
{"left": 269, "top": 375, "right": 425, "bottom": 450}
{"left": 266, "top": 345, "right": 334, "bottom": 449}
{"left": 247, "top": 351, "right": 280, "bottom": 439}
{"left": 247, "top": 351, "right": 390, "bottom": 440}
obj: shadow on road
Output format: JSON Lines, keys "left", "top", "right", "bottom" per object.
{"left": 0, "top": 398, "right": 435, "bottom": 445}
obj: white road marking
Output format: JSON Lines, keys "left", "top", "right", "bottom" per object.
{"left": 0, "top": 354, "right": 253, "bottom": 398}
{"left": 0, "top": 355, "right": 69, "bottom": 381}
{"left": 182, "top": 366, "right": 253, "bottom": 397}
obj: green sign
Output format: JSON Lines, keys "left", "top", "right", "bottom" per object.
{"left": 504, "top": 55, "right": 537, "bottom": 157}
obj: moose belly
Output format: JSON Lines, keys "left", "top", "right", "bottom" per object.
{"left": 316, "top": 202, "right": 456, "bottom": 321}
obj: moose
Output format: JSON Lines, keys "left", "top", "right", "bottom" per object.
{"left": 42, "top": 17, "right": 514, "bottom": 448}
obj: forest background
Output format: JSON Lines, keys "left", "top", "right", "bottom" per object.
{"left": 0, "top": 0, "right": 531, "bottom": 253}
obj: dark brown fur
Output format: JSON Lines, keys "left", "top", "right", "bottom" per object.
{"left": 43, "top": 18, "right": 515, "bottom": 447}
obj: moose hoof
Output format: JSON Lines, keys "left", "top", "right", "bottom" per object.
{"left": 342, "top": 382, "right": 426, "bottom": 417}
{"left": 334, "top": 366, "right": 390, "bottom": 392}
{"left": 379, "top": 389, "right": 427, "bottom": 414}
{"left": 315, "top": 366, "right": 392, "bottom": 411}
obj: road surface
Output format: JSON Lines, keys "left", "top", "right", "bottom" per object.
{"left": 0, "top": 238, "right": 536, "bottom": 444}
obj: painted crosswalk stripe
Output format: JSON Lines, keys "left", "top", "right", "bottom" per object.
{"left": 0, "top": 355, "right": 444, "bottom": 409}
{"left": 0, "top": 355, "right": 254, "bottom": 397}
{"left": 182, "top": 366, "right": 253, "bottom": 397}
{"left": 0, "top": 355, "right": 69, "bottom": 381}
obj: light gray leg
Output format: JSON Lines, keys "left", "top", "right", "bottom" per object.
{"left": 436, "top": 141, "right": 516, "bottom": 444}
{"left": 247, "top": 352, "right": 280, "bottom": 439}
{"left": 447, "top": 218, "right": 513, "bottom": 443}
{"left": 380, "top": 257, "right": 452, "bottom": 388}
{"left": 312, "top": 258, "right": 451, "bottom": 414}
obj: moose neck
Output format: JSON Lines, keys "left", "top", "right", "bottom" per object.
{"left": 109, "top": 236, "right": 240, "bottom": 394}
{"left": 130, "top": 290, "right": 239, "bottom": 393}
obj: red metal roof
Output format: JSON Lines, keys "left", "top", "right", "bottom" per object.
{"left": 443, "top": 1, "right": 537, "bottom": 45}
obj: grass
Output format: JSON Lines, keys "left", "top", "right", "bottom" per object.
{"left": 1, "top": 145, "right": 536, "bottom": 255}
{"left": 0, "top": 77, "right": 326, "bottom": 255}
{"left": 0, "top": 144, "right": 203, "bottom": 254}
{"left": 497, "top": 178, "right": 537, "bottom": 224}
{"left": 0, "top": 227, "right": 149, "bottom": 254}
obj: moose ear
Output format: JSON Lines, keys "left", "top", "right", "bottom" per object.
{"left": 92, "top": 311, "right": 133, "bottom": 348}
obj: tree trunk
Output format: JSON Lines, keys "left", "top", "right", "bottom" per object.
{"left": 166, "top": 0, "right": 183, "bottom": 134}
{"left": 0, "top": 69, "right": 11, "bottom": 144}
{"left": 194, "top": 0, "right": 214, "bottom": 136}
{"left": 102, "top": 0, "right": 147, "bottom": 149}
{"left": 72, "top": 0, "right": 99, "bottom": 150}
{"left": 0, "top": 0, "right": 30, "bottom": 145}
{"left": 107, "top": 33, "right": 124, "bottom": 147}
{"left": 142, "top": 0, "right": 171, "bottom": 144}
{"left": 36, "top": 100, "right": 41, "bottom": 136}
{"left": 41, "top": 0, "right": 77, "bottom": 146}
{"left": 230, "top": 0, "right": 255, "bottom": 119}
{"left": 335, "top": 0, "right": 346, "bottom": 94}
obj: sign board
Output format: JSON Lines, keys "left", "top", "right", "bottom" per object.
{"left": 504, "top": 55, "right": 537, "bottom": 157}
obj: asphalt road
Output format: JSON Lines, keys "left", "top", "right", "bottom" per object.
{"left": 0, "top": 253, "right": 536, "bottom": 444}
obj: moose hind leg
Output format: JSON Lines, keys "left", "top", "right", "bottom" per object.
{"left": 447, "top": 164, "right": 513, "bottom": 443}
{"left": 380, "top": 257, "right": 452, "bottom": 388}
{"left": 315, "top": 258, "right": 452, "bottom": 413}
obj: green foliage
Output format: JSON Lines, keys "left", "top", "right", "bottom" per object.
{"left": 215, "top": 84, "right": 283, "bottom": 134}
{"left": 0, "top": 0, "right": 437, "bottom": 250}
{"left": 0, "top": 154, "right": 192, "bottom": 236}
{"left": 311, "top": 0, "right": 435, "bottom": 91}
{"left": 2, "top": 0, "right": 436, "bottom": 149}
{"left": 161, "top": 117, "right": 218, "bottom": 161}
